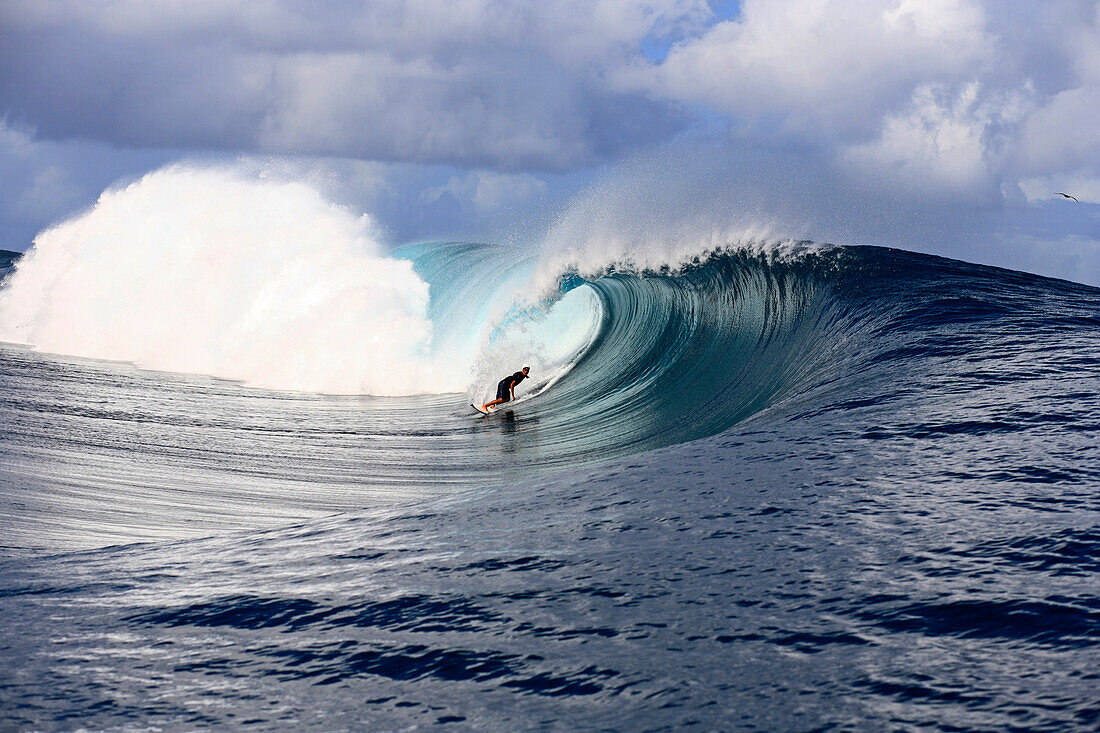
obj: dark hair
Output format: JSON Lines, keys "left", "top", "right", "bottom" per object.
{"left": 522, "top": 366, "right": 530, "bottom": 371}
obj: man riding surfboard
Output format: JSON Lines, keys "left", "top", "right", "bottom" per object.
{"left": 476, "top": 366, "right": 529, "bottom": 413}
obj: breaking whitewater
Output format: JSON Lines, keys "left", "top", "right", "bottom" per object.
{"left": 1, "top": 168, "right": 1098, "bottom": 730}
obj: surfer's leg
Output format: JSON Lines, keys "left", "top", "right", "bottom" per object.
{"left": 483, "top": 380, "right": 511, "bottom": 411}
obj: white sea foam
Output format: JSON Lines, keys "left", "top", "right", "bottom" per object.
{"left": 525, "top": 145, "right": 823, "bottom": 297}
{"left": 0, "top": 165, "right": 462, "bottom": 395}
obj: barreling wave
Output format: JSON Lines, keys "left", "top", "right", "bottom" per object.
{"left": 3, "top": 165, "right": 1097, "bottom": 473}
{"left": 392, "top": 240, "right": 869, "bottom": 461}
{"left": 402, "top": 238, "right": 1098, "bottom": 465}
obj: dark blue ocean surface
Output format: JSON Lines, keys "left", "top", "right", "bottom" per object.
{"left": 1, "top": 245, "right": 1099, "bottom": 730}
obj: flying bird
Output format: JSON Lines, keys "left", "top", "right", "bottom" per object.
{"left": 1054, "top": 192, "right": 1079, "bottom": 202}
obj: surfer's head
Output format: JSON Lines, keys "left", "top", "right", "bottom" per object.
{"left": 522, "top": 366, "right": 530, "bottom": 375}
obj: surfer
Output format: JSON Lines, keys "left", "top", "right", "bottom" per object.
{"left": 479, "top": 366, "right": 530, "bottom": 413}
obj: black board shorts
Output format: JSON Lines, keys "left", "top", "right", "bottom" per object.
{"left": 495, "top": 379, "right": 512, "bottom": 401}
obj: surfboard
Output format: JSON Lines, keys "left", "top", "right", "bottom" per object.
{"left": 471, "top": 403, "right": 490, "bottom": 415}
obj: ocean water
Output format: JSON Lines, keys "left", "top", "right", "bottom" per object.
{"left": 2, "top": 241, "right": 1100, "bottom": 730}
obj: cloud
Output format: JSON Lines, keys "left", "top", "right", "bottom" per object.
{"left": 423, "top": 171, "right": 548, "bottom": 215}
{"left": 0, "top": 122, "right": 571, "bottom": 253}
{"left": 1019, "top": 175, "right": 1100, "bottom": 205}
{"left": 228, "top": 156, "right": 573, "bottom": 245}
{"left": 1013, "top": 4, "right": 1100, "bottom": 182}
{"left": 624, "top": 0, "right": 1100, "bottom": 204}
{"left": 843, "top": 81, "right": 1030, "bottom": 200}
{"left": 629, "top": 0, "right": 991, "bottom": 137}
{"left": 0, "top": 120, "right": 176, "bottom": 251}
{"left": 0, "top": 0, "right": 706, "bottom": 170}
{"left": 14, "top": 165, "right": 81, "bottom": 219}
{"left": 5, "top": 0, "right": 1096, "bottom": 188}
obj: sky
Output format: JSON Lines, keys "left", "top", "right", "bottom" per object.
{"left": 1, "top": 0, "right": 1098, "bottom": 283}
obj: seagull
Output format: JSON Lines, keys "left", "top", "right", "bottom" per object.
{"left": 1054, "top": 192, "right": 1079, "bottom": 202}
